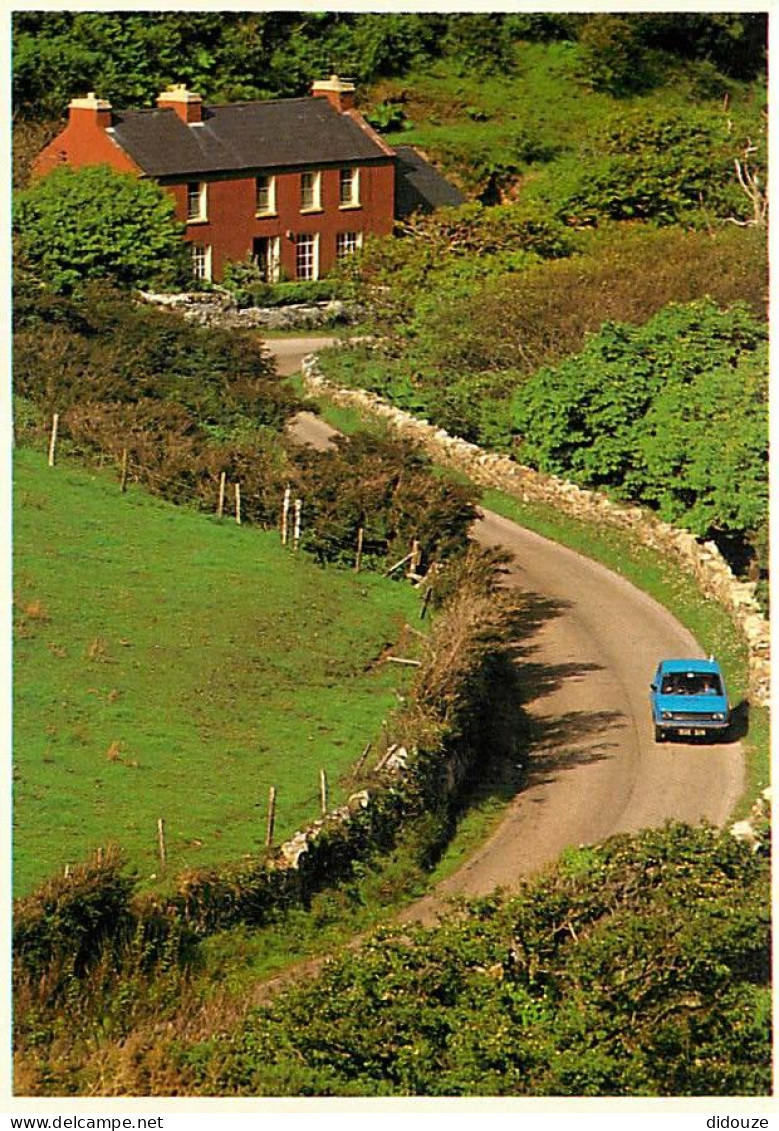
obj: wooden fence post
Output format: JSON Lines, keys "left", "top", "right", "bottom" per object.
{"left": 355, "top": 526, "right": 364, "bottom": 573}
{"left": 293, "top": 498, "right": 302, "bottom": 550}
{"left": 120, "top": 448, "right": 129, "bottom": 493}
{"left": 157, "top": 818, "right": 167, "bottom": 871}
{"left": 319, "top": 768, "right": 328, "bottom": 815}
{"left": 235, "top": 482, "right": 242, "bottom": 525}
{"left": 281, "top": 485, "right": 291, "bottom": 545}
{"left": 409, "top": 539, "right": 422, "bottom": 578}
{"left": 265, "top": 785, "right": 276, "bottom": 848}
{"left": 351, "top": 742, "right": 372, "bottom": 781}
{"left": 217, "top": 472, "right": 226, "bottom": 519}
{"left": 48, "top": 413, "right": 59, "bottom": 467}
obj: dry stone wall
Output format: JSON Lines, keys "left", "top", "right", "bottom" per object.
{"left": 139, "top": 290, "right": 361, "bottom": 331}
{"left": 301, "top": 354, "right": 770, "bottom": 708}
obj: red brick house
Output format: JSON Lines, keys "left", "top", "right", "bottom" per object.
{"left": 33, "top": 76, "right": 464, "bottom": 284}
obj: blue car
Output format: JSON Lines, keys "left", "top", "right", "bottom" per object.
{"left": 650, "top": 658, "right": 730, "bottom": 742}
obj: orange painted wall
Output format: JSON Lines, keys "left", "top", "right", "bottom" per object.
{"left": 33, "top": 110, "right": 142, "bottom": 177}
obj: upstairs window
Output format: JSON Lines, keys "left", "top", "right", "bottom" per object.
{"left": 255, "top": 175, "right": 276, "bottom": 216}
{"left": 295, "top": 233, "right": 319, "bottom": 280}
{"left": 300, "top": 171, "right": 322, "bottom": 212}
{"left": 339, "top": 167, "right": 360, "bottom": 208}
{"left": 187, "top": 181, "right": 207, "bottom": 222}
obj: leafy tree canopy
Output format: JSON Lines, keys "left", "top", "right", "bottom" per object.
{"left": 12, "top": 11, "right": 766, "bottom": 120}
{"left": 14, "top": 164, "right": 187, "bottom": 293}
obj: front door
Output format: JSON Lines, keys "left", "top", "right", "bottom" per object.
{"left": 253, "top": 236, "right": 280, "bottom": 283}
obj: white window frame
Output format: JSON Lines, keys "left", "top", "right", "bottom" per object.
{"left": 339, "top": 167, "right": 361, "bottom": 209}
{"left": 186, "top": 181, "right": 208, "bottom": 223}
{"left": 253, "top": 235, "right": 281, "bottom": 283}
{"left": 300, "top": 170, "right": 322, "bottom": 213}
{"left": 295, "top": 233, "right": 320, "bottom": 281}
{"left": 336, "top": 230, "right": 363, "bottom": 258}
{"left": 255, "top": 174, "right": 277, "bottom": 216}
{"left": 191, "top": 242, "right": 212, "bottom": 281}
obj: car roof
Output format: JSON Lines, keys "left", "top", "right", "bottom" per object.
{"left": 658, "top": 658, "right": 722, "bottom": 674}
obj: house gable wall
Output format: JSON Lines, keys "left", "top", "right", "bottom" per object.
{"left": 33, "top": 110, "right": 142, "bottom": 178}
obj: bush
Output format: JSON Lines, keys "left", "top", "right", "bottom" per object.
{"left": 14, "top": 165, "right": 188, "bottom": 293}
{"left": 172, "top": 823, "right": 771, "bottom": 1096}
{"left": 290, "top": 432, "right": 479, "bottom": 571}
{"left": 13, "top": 284, "right": 298, "bottom": 430}
{"left": 511, "top": 300, "right": 768, "bottom": 552}
{"left": 552, "top": 106, "right": 757, "bottom": 226}
{"left": 221, "top": 258, "right": 338, "bottom": 308}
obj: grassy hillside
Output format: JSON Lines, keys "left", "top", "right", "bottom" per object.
{"left": 375, "top": 44, "right": 764, "bottom": 201}
{"left": 13, "top": 450, "right": 418, "bottom": 894}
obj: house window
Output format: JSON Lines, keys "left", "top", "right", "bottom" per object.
{"left": 253, "top": 236, "right": 281, "bottom": 283}
{"left": 336, "top": 231, "right": 362, "bottom": 258}
{"left": 339, "top": 167, "right": 360, "bottom": 208}
{"left": 255, "top": 175, "right": 276, "bottom": 216}
{"left": 187, "top": 181, "right": 207, "bottom": 222}
{"left": 295, "top": 233, "right": 319, "bottom": 280}
{"left": 191, "top": 243, "right": 212, "bottom": 281}
{"left": 300, "top": 171, "right": 321, "bottom": 212}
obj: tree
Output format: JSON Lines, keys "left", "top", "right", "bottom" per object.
{"left": 14, "top": 165, "right": 188, "bottom": 293}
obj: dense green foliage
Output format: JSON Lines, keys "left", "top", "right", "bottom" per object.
{"left": 13, "top": 11, "right": 765, "bottom": 120}
{"left": 513, "top": 301, "right": 767, "bottom": 544}
{"left": 540, "top": 105, "right": 764, "bottom": 227}
{"left": 169, "top": 823, "right": 770, "bottom": 1096}
{"left": 14, "top": 165, "right": 187, "bottom": 293}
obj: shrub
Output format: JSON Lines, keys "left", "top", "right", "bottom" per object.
{"left": 290, "top": 432, "right": 479, "bottom": 571}
{"left": 14, "top": 165, "right": 188, "bottom": 293}
{"left": 221, "top": 258, "right": 338, "bottom": 308}
{"left": 172, "top": 823, "right": 771, "bottom": 1096}
{"left": 511, "top": 300, "right": 768, "bottom": 552}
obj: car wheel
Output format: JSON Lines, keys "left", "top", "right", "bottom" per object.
{"left": 654, "top": 724, "right": 665, "bottom": 742}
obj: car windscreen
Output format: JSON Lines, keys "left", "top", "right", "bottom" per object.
{"left": 660, "top": 673, "right": 723, "bottom": 696}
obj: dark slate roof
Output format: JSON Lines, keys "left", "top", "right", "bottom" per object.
{"left": 109, "top": 97, "right": 394, "bottom": 178}
{"left": 394, "top": 146, "right": 466, "bottom": 217}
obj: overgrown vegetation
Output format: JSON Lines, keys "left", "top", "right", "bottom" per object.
{"left": 16, "top": 822, "right": 769, "bottom": 1096}
{"left": 188, "top": 823, "right": 768, "bottom": 1097}
{"left": 14, "top": 281, "right": 478, "bottom": 576}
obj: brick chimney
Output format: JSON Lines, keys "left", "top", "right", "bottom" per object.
{"left": 156, "top": 84, "right": 202, "bottom": 124}
{"left": 68, "top": 92, "right": 112, "bottom": 130}
{"left": 311, "top": 75, "right": 356, "bottom": 113}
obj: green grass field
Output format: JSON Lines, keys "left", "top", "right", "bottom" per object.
{"left": 13, "top": 449, "right": 418, "bottom": 895}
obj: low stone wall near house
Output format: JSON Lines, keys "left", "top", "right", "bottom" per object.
{"left": 139, "top": 290, "right": 362, "bottom": 330}
{"left": 301, "top": 353, "right": 771, "bottom": 708}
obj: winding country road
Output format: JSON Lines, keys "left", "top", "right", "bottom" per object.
{"left": 268, "top": 337, "right": 745, "bottom": 924}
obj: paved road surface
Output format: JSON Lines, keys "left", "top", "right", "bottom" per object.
{"left": 266, "top": 338, "right": 745, "bottom": 925}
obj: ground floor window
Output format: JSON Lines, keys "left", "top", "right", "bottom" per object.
{"left": 191, "top": 242, "right": 212, "bottom": 281}
{"left": 295, "top": 233, "right": 319, "bottom": 280}
{"left": 253, "top": 236, "right": 281, "bottom": 283}
{"left": 336, "top": 230, "right": 363, "bottom": 258}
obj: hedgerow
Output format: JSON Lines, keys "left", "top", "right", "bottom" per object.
{"left": 168, "top": 822, "right": 771, "bottom": 1096}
